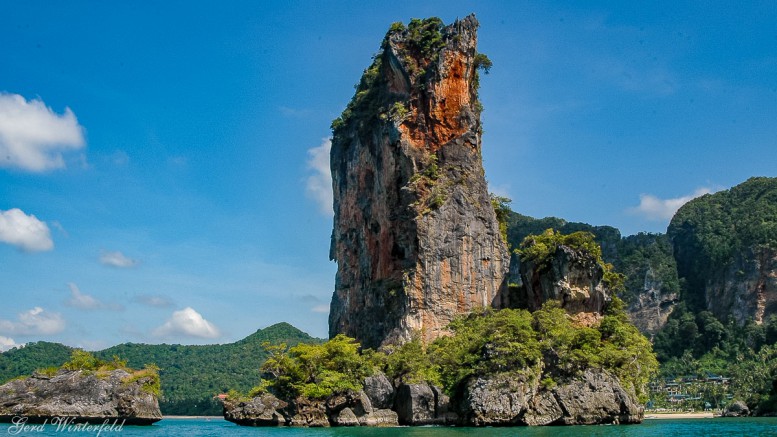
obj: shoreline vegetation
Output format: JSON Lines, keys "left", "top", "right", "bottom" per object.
{"left": 645, "top": 412, "right": 715, "bottom": 419}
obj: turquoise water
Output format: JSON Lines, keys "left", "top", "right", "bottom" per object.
{"left": 1, "top": 417, "right": 776, "bottom": 436}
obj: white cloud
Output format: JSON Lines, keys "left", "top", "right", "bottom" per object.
{"left": 311, "top": 304, "right": 329, "bottom": 314}
{"left": 305, "top": 138, "right": 333, "bottom": 216}
{"left": 0, "top": 93, "right": 85, "bottom": 172}
{"left": 65, "top": 283, "right": 124, "bottom": 311}
{"left": 0, "top": 307, "right": 65, "bottom": 335}
{"left": 100, "top": 250, "right": 138, "bottom": 268}
{"left": 0, "top": 208, "right": 54, "bottom": 252}
{"left": 66, "top": 283, "right": 101, "bottom": 310}
{"left": 629, "top": 188, "right": 713, "bottom": 220}
{"left": 133, "top": 294, "right": 174, "bottom": 308}
{"left": 0, "top": 336, "right": 23, "bottom": 352}
{"left": 153, "top": 307, "right": 220, "bottom": 339}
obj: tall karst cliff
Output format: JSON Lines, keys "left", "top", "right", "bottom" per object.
{"left": 329, "top": 16, "right": 509, "bottom": 349}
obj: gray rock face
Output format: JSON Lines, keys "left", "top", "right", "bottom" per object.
{"left": 395, "top": 383, "right": 453, "bottom": 425}
{"left": 223, "top": 393, "right": 287, "bottom": 426}
{"left": 628, "top": 267, "right": 679, "bottom": 335}
{"left": 457, "top": 369, "right": 642, "bottom": 426}
{"left": 519, "top": 245, "right": 610, "bottom": 316}
{"left": 329, "top": 14, "right": 509, "bottom": 349}
{"left": 523, "top": 390, "right": 563, "bottom": 426}
{"left": 706, "top": 247, "right": 777, "bottom": 325}
{"left": 723, "top": 400, "right": 750, "bottom": 417}
{"left": 458, "top": 374, "right": 533, "bottom": 426}
{"left": 363, "top": 372, "right": 395, "bottom": 410}
{"left": 358, "top": 409, "right": 399, "bottom": 426}
{"left": 0, "top": 369, "right": 161, "bottom": 425}
{"left": 552, "top": 369, "right": 643, "bottom": 425}
{"left": 333, "top": 408, "right": 359, "bottom": 426}
{"left": 288, "top": 397, "right": 329, "bottom": 427}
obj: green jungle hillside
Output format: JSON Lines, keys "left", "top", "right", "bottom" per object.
{"left": 0, "top": 322, "right": 320, "bottom": 415}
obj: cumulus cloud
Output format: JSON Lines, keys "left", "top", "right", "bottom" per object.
{"left": 0, "top": 307, "right": 65, "bottom": 335}
{"left": 629, "top": 188, "right": 713, "bottom": 220}
{"left": 0, "top": 208, "right": 54, "bottom": 252}
{"left": 0, "top": 336, "right": 23, "bottom": 352}
{"left": 99, "top": 250, "right": 138, "bottom": 268}
{"left": 153, "top": 307, "right": 220, "bottom": 339}
{"left": 305, "top": 138, "right": 333, "bottom": 216}
{"left": 133, "top": 294, "right": 174, "bottom": 308}
{"left": 0, "top": 93, "right": 85, "bottom": 172}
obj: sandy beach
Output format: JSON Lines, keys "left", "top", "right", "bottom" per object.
{"left": 645, "top": 412, "right": 715, "bottom": 419}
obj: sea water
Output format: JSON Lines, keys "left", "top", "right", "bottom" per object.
{"left": 1, "top": 417, "right": 776, "bottom": 436}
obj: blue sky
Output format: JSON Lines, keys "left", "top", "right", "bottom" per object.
{"left": 1, "top": 1, "right": 775, "bottom": 350}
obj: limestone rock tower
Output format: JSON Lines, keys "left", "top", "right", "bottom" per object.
{"left": 329, "top": 15, "right": 509, "bottom": 348}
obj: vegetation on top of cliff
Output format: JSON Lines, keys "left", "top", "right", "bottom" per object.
{"left": 505, "top": 211, "right": 622, "bottom": 261}
{"left": 254, "top": 334, "right": 373, "bottom": 400}
{"left": 406, "top": 17, "right": 445, "bottom": 64}
{"left": 331, "top": 16, "right": 492, "bottom": 136}
{"left": 505, "top": 212, "right": 679, "bottom": 306}
{"left": 26, "top": 349, "right": 163, "bottom": 397}
{"left": 668, "top": 176, "right": 777, "bottom": 310}
{"left": 330, "top": 52, "right": 385, "bottom": 136}
{"left": 61, "top": 349, "right": 127, "bottom": 372}
{"left": 517, "top": 229, "right": 625, "bottom": 293}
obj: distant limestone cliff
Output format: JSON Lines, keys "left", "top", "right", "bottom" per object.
{"left": 668, "top": 176, "right": 777, "bottom": 324}
{"left": 329, "top": 15, "right": 509, "bottom": 348}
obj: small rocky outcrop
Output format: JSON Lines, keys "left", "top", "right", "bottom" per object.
{"left": 363, "top": 372, "right": 395, "bottom": 409}
{"left": 723, "top": 400, "right": 750, "bottom": 417}
{"left": 551, "top": 369, "right": 642, "bottom": 425}
{"left": 458, "top": 373, "right": 532, "bottom": 425}
{"left": 394, "top": 383, "right": 455, "bottom": 425}
{"left": 457, "top": 369, "right": 642, "bottom": 426}
{"left": 329, "top": 14, "right": 509, "bottom": 349}
{"left": 222, "top": 393, "right": 287, "bottom": 426}
{"left": 519, "top": 245, "right": 610, "bottom": 317}
{"left": 0, "top": 369, "right": 162, "bottom": 425}
{"left": 222, "top": 389, "right": 398, "bottom": 427}
{"left": 287, "top": 397, "right": 330, "bottom": 427}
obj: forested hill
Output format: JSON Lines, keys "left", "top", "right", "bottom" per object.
{"left": 668, "top": 176, "right": 777, "bottom": 317}
{"left": 0, "top": 322, "right": 321, "bottom": 415}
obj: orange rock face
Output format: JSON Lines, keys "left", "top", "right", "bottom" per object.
{"left": 328, "top": 16, "right": 509, "bottom": 349}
